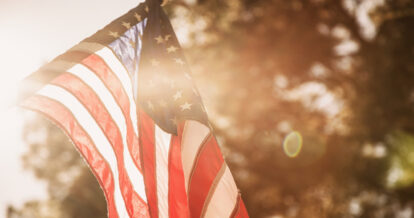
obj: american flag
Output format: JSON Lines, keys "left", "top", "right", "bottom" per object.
{"left": 19, "top": 0, "right": 248, "bottom": 217}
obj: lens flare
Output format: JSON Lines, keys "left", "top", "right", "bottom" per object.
{"left": 283, "top": 131, "right": 303, "bottom": 158}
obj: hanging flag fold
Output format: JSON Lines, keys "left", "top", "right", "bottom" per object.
{"left": 18, "top": 0, "right": 249, "bottom": 217}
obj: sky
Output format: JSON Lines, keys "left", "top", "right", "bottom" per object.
{"left": 0, "top": 0, "right": 144, "bottom": 216}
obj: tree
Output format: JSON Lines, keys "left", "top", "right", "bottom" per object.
{"left": 8, "top": 114, "right": 106, "bottom": 218}
{"left": 10, "top": 0, "right": 414, "bottom": 217}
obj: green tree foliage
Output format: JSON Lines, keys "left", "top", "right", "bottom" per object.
{"left": 9, "top": 0, "right": 414, "bottom": 217}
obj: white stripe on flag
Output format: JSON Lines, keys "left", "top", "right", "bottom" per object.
{"left": 71, "top": 43, "right": 139, "bottom": 136}
{"left": 203, "top": 165, "right": 239, "bottom": 218}
{"left": 38, "top": 85, "right": 129, "bottom": 218}
{"left": 66, "top": 63, "right": 147, "bottom": 202}
{"left": 94, "top": 47, "right": 139, "bottom": 136}
{"left": 155, "top": 125, "right": 172, "bottom": 218}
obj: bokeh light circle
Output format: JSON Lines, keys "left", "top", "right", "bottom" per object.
{"left": 283, "top": 131, "right": 303, "bottom": 158}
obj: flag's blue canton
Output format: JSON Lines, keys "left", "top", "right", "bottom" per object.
{"left": 109, "top": 19, "right": 147, "bottom": 99}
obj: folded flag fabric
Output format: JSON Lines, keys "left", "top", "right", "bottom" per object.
{"left": 19, "top": 0, "right": 249, "bottom": 217}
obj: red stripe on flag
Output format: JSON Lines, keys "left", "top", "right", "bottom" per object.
{"left": 22, "top": 95, "right": 119, "bottom": 218}
{"left": 233, "top": 196, "right": 249, "bottom": 218}
{"left": 168, "top": 122, "right": 190, "bottom": 218}
{"left": 51, "top": 73, "right": 148, "bottom": 217}
{"left": 188, "top": 136, "right": 224, "bottom": 218}
{"left": 82, "top": 54, "right": 142, "bottom": 172}
{"left": 138, "top": 109, "right": 159, "bottom": 218}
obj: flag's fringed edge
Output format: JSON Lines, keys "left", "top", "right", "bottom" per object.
{"left": 18, "top": 2, "right": 150, "bottom": 103}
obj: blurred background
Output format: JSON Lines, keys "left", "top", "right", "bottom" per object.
{"left": 2, "top": 0, "right": 414, "bottom": 217}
